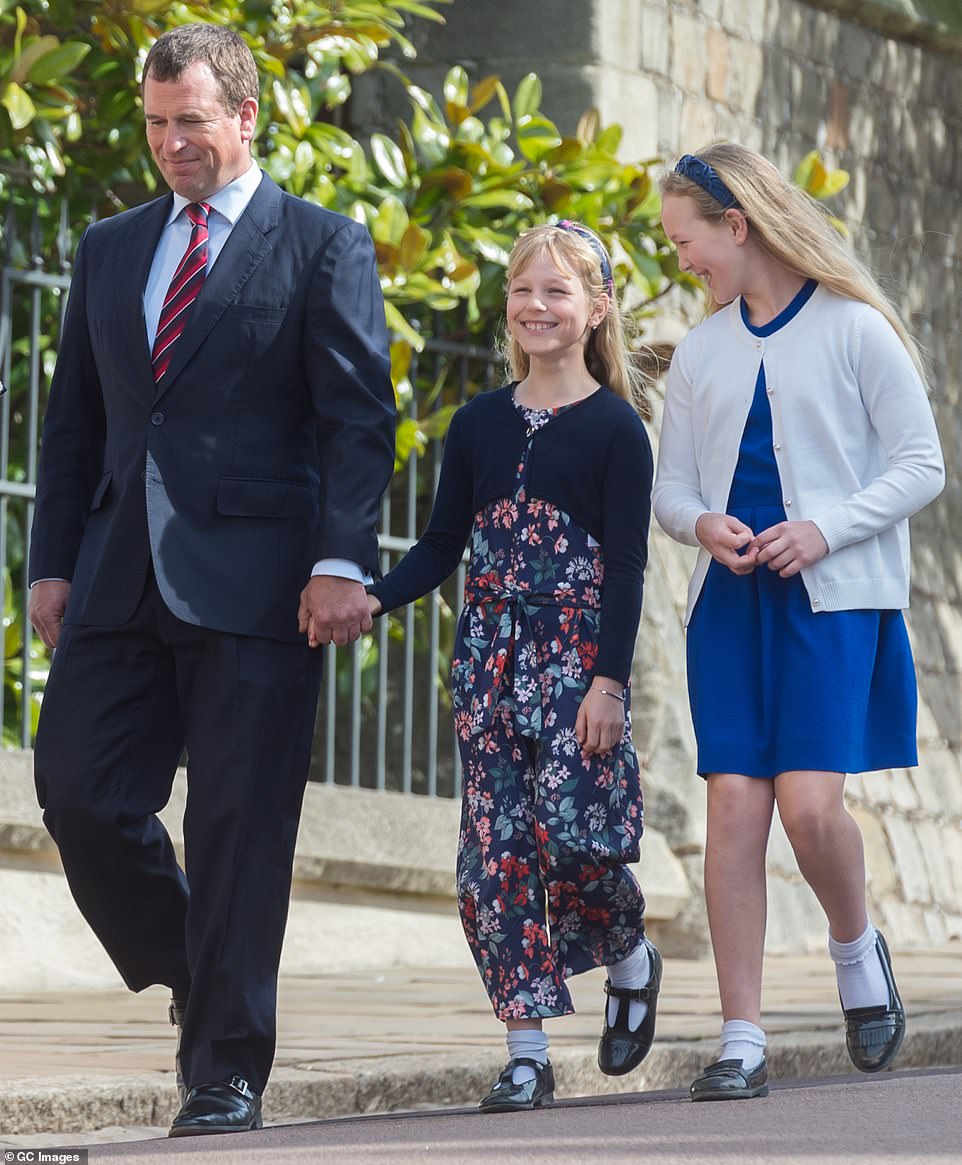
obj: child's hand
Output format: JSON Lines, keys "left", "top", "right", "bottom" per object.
{"left": 695, "top": 512, "right": 758, "bottom": 575}
{"left": 576, "top": 680, "right": 627, "bottom": 757}
{"left": 750, "top": 520, "right": 829, "bottom": 577}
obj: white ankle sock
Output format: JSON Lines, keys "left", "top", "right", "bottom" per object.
{"left": 828, "top": 923, "right": 888, "bottom": 1010}
{"left": 606, "top": 940, "right": 651, "bottom": 1032}
{"left": 720, "top": 1019, "right": 766, "bottom": 1071}
{"left": 506, "top": 1028, "right": 549, "bottom": 1085}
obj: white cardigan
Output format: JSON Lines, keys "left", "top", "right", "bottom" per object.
{"left": 652, "top": 286, "right": 945, "bottom": 624}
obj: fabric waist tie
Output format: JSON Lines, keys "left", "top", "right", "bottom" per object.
{"left": 466, "top": 588, "right": 596, "bottom": 739}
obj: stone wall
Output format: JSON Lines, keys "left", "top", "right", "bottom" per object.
{"left": 378, "top": 0, "right": 962, "bottom": 955}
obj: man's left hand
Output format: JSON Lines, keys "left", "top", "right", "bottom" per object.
{"left": 298, "top": 576, "right": 373, "bottom": 648}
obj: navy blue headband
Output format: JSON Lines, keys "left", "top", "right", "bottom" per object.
{"left": 554, "top": 220, "right": 614, "bottom": 295}
{"left": 674, "top": 154, "right": 741, "bottom": 209}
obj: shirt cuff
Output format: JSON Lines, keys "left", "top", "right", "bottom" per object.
{"left": 311, "top": 558, "right": 374, "bottom": 587}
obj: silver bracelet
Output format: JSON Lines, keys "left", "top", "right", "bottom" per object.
{"left": 593, "top": 687, "right": 625, "bottom": 702}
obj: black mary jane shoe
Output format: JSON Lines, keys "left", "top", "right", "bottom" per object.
{"left": 478, "top": 1057, "right": 555, "bottom": 1114}
{"left": 843, "top": 929, "right": 906, "bottom": 1073}
{"left": 168, "top": 1075, "right": 263, "bottom": 1137}
{"left": 597, "top": 938, "right": 662, "bottom": 1076}
{"left": 690, "top": 1057, "right": 769, "bottom": 1101}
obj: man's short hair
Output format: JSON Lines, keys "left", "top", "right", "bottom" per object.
{"left": 143, "top": 24, "right": 259, "bottom": 114}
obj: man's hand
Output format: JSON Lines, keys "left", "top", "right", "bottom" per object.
{"left": 298, "top": 575, "right": 373, "bottom": 648}
{"left": 29, "top": 580, "right": 72, "bottom": 649}
{"left": 750, "top": 520, "right": 829, "bottom": 577}
{"left": 695, "top": 512, "right": 758, "bottom": 575}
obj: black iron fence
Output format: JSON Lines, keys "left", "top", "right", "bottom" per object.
{"left": 0, "top": 204, "right": 501, "bottom": 797}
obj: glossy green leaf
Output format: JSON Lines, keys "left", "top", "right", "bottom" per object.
{"left": 2, "top": 82, "right": 36, "bottom": 130}
{"left": 512, "top": 73, "right": 542, "bottom": 122}
{"left": 515, "top": 114, "right": 562, "bottom": 163}
{"left": 371, "top": 132, "right": 408, "bottom": 186}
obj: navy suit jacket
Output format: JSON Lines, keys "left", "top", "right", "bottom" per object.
{"left": 29, "top": 173, "right": 396, "bottom": 642}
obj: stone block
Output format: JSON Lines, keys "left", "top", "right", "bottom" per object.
{"left": 912, "top": 748, "right": 962, "bottom": 819}
{"left": 765, "top": 874, "right": 827, "bottom": 953}
{"left": 596, "top": 0, "right": 643, "bottom": 70}
{"left": 884, "top": 816, "right": 931, "bottom": 906}
{"left": 671, "top": 11, "right": 708, "bottom": 92}
{"left": 721, "top": 0, "right": 766, "bottom": 40}
{"left": 640, "top": 3, "right": 671, "bottom": 76}
{"left": 706, "top": 26, "right": 728, "bottom": 104}
{"left": 726, "top": 38, "right": 765, "bottom": 114}
{"left": 852, "top": 805, "right": 898, "bottom": 899}
{"left": 596, "top": 68, "right": 659, "bottom": 158}
{"left": 680, "top": 98, "right": 721, "bottom": 159}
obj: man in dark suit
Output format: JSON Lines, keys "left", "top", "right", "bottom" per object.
{"left": 27, "top": 24, "right": 395, "bottom": 1136}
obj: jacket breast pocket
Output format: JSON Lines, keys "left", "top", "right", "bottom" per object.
{"left": 216, "top": 476, "right": 317, "bottom": 520}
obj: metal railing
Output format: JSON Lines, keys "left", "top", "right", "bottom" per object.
{"left": 0, "top": 204, "right": 501, "bottom": 797}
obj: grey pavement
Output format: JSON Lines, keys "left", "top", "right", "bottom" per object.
{"left": 1, "top": 948, "right": 961, "bottom": 1150}
{"left": 79, "top": 1068, "right": 962, "bottom": 1164}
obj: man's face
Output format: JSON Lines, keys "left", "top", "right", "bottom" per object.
{"left": 143, "top": 59, "right": 257, "bottom": 201}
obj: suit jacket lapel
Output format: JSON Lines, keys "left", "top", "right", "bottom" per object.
{"left": 113, "top": 195, "right": 171, "bottom": 385}
{"left": 153, "top": 173, "right": 283, "bottom": 401}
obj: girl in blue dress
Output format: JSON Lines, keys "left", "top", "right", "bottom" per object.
{"left": 366, "top": 223, "right": 660, "bottom": 1111}
{"left": 654, "top": 144, "right": 944, "bottom": 1101}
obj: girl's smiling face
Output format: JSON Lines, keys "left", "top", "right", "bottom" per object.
{"left": 661, "top": 193, "right": 746, "bottom": 305}
{"left": 506, "top": 252, "right": 607, "bottom": 362}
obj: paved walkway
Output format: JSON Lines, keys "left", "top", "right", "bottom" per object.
{"left": 1, "top": 947, "right": 961, "bottom": 1146}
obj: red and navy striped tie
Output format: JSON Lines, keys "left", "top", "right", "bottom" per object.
{"left": 151, "top": 202, "right": 211, "bottom": 382}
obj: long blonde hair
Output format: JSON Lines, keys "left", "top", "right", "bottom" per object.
{"left": 501, "top": 224, "right": 650, "bottom": 418}
{"left": 660, "top": 142, "right": 925, "bottom": 379}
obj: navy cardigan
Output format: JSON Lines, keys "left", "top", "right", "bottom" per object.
{"left": 370, "top": 385, "right": 653, "bottom": 685}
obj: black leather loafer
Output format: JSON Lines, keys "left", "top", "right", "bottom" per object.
{"left": 478, "top": 1058, "right": 555, "bottom": 1113}
{"left": 168, "top": 1075, "right": 263, "bottom": 1136}
{"left": 169, "top": 998, "right": 186, "bottom": 1104}
{"left": 598, "top": 938, "right": 662, "bottom": 1076}
{"left": 843, "top": 929, "right": 906, "bottom": 1073}
{"left": 690, "top": 1057, "right": 769, "bottom": 1101}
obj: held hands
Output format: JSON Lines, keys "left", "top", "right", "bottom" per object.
{"left": 298, "top": 575, "right": 373, "bottom": 648}
{"left": 28, "top": 579, "right": 71, "bottom": 649}
{"left": 576, "top": 678, "right": 626, "bottom": 757}
{"left": 695, "top": 513, "right": 829, "bottom": 578}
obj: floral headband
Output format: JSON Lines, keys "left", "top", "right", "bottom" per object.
{"left": 673, "top": 154, "right": 741, "bottom": 209}
{"left": 554, "top": 220, "right": 615, "bottom": 295}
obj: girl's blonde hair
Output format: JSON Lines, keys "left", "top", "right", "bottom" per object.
{"left": 502, "top": 224, "right": 651, "bottom": 418}
{"left": 660, "top": 142, "right": 925, "bottom": 379}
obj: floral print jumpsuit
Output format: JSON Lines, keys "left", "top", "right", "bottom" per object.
{"left": 454, "top": 393, "right": 647, "bottom": 1020}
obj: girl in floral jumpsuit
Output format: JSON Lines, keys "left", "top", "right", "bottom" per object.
{"left": 368, "top": 223, "right": 660, "bottom": 1111}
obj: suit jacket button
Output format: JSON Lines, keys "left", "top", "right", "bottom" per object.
{"left": 150, "top": 411, "right": 165, "bottom": 425}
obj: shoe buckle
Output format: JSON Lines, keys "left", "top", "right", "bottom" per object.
{"left": 227, "top": 1075, "right": 254, "bottom": 1099}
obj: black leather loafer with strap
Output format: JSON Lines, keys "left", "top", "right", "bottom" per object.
{"left": 843, "top": 929, "right": 906, "bottom": 1073}
{"left": 690, "top": 1057, "right": 769, "bottom": 1101}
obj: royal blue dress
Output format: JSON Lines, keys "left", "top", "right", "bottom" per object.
{"left": 686, "top": 279, "right": 918, "bottom": 778}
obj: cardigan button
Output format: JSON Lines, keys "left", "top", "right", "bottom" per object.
{"left": 784, "top": 499, "right": 792, "bottom": 507}
{"left": 773, "top": 443, "right": 782, "bottom": 451}
{"left": 813, "top": 598, "right": 821, "bottom": 608}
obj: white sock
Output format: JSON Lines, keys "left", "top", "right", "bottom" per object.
{"left": 720, "top": 1019, "right": 766, "bottom": 1071}
{"left": 606, "top": 941, "right": 651, "bottom": 1032}
{"left": 506, "top": 1028, "right": 549, "bottom": 1085}
{"left": 828, "top": 923, "right": 889, "bottom": 1010}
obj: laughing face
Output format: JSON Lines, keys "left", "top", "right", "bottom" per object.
{"left": 660, "top": 193, "right": 746, "bottom": 306}
{"left": 506, "top": 252, "right": 607, "bottom": 364}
